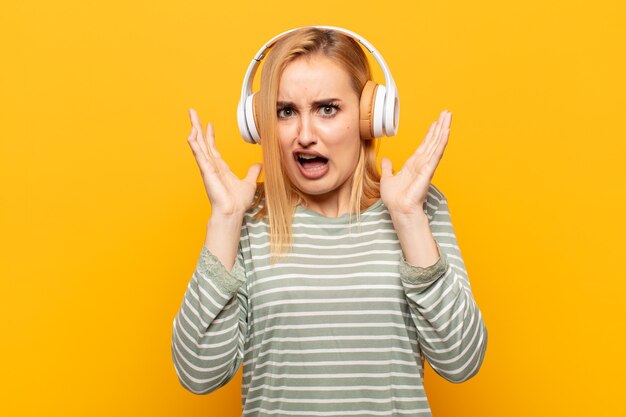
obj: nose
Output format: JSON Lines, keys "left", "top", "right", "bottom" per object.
{"left": 296, "top": 114, "right": 317, "bottom": 147}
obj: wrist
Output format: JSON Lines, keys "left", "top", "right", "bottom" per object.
{"left": 391, "top": 211, "right": 440, "bottom": 268}
{"left": 209, "top": 210, "right": 246, "bottom": 223}
{"left": 207, "top": 213, "right": 245, "bottom": 236}
{"left": 389, "top": 207, "right": 428, "bottom": 228}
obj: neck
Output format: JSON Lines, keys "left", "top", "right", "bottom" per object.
{"left": 299, "top": 186, "right": 353, "bottom": 218}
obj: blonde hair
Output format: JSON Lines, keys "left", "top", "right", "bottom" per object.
{"left": 253, "top": 27, "right": 382, "bottom": 257}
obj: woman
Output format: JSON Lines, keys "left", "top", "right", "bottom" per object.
{"left": 172, "top": 26, "right": 487, "bottom": 416}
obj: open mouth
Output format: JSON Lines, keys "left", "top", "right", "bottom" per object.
{"left": 294, "top": 152, "right": 330, "bottom": 179}
{"left": 295, "top": 153, "right": 329, "bottom": 170}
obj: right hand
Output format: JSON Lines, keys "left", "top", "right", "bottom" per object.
{"left": 186, "top": 108, "right": 262, "bottom": 217}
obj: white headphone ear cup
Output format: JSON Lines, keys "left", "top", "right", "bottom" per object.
{"left": 371, "top": 84, "right": 386, "bottom": 138}
{"left": 237, "top": 98, "right": 253, "bottom": 144}
{"left": 244, "top": 93, "right": 261, "bottom": 143}
{"left": 383, "top": 87, "right": 399, "bottom": 137}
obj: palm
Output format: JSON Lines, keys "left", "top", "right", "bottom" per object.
{"left": 380, "top": 110, "right": 451, "bottom": 215}
{"left": 200, "top": 152, "right": 257, "bottom": 216}
{"left": 186, "top": 108, "right": 261, "bottom": 216}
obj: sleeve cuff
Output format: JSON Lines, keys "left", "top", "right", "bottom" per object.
{"left": 197, "top": 246, "right": 246, "bottom": 294}
{"left": 399, "top": 241, "right": 449, "bottom": 285}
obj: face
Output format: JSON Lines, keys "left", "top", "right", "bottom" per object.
{"left": 276, "top": 54, "right": 361, "bottom": 205}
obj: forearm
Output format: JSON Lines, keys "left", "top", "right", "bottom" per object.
{"left": 396, "top": 187, "right": 488, "bottom": 383}
{"left": 403, "top": 271, "right": 488, "bottom": 383}
{"left": 171, "top": 246, "right": 247, "bottom": 394}
{"left": 204, "top": 213, "right": 245, "bottom": 271}
{"left": 390, "top": 210, "right": 441, "bottom": 268}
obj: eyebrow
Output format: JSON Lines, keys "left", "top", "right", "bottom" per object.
{"left": 276, "top": 98, "right": 342, "bottom": 108}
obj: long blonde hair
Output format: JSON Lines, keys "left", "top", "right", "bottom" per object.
{"left": 253, "top": 27, "right": 382, "bottom": 256}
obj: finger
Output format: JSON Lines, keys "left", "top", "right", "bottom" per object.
{"left": 188, "top": 108, "right": 205, "bottom": 138}
{"left": 425, "top": 110, "right": 448, "bottom": 158}
{"left": 415, "top": 121, "right": 437, "bottom": 155}
{"left": 243, "top": 163, "right": 263, "bottom": 185}
{"left": 189, "top": 108, "right": 211, "bottom": 159}
{"left": 427, "top": 126, "right": 450, "bottom": 164}
{"left": 404, "top": 119, "right": 437, "bottom": 171}
{"left": 380, "top": 157, "right": 393, "bottom": 179}
{"left": 424, "top": 110, "right": 450, "bottom": 160}
{"left": 426, "top": 112, "right": 451, "bottom": 161}
{"left": 434, "top": 109, "right": 447, "bottom": 137}
{"left": 205, "top": 121, "right": 221, "bottom": 159}
{"left": 186, "top": 126, "right": 209, "bottom": 164}
{"left": 423, "top": 130, "right": 449, "bottom": 179}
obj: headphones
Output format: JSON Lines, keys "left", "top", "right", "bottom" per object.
{"left": 237, "top": 25, "right": 400, "bottom": 144}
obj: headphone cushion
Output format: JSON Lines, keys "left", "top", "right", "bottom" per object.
{"left": 359, "top": 80, "right": 378, "bottom": 140}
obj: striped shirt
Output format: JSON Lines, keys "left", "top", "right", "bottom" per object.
{"left": 171, "top": 184, "right": 488, "bottom": 416}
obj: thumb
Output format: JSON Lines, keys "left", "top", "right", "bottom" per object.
{"left": 244, "top": 163, "right": 262, "bottom": 185}
{"left": 380, "top": 157, "right": 393, "bottom": 179}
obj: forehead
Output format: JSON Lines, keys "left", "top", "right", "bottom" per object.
{"left": 278, "top": 55, "right": 356, "bottom": 100}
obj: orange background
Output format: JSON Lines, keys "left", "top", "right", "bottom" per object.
{"left": 1, "top": 1, "right": 625, "bottom": 416}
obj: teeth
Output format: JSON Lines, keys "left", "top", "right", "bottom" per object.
{"left": 298, "top": 154, "right": 318, "bottom": 160}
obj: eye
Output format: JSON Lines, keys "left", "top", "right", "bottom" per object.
{"left": 319, "top": 103, "right": 340, "bottom": 118}
{"left": 277, "top": 106, "right": 295, "bottom": 119}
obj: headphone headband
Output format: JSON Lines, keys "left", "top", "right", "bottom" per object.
{"left": 237, "top": 25, "right": 399, "bottom": 143}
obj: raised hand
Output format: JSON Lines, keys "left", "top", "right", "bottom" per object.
{"left": 380, "top": 110, "right": 452, "bottom": 217}
{"left": 186, "top": 108, "right": 262, "bottom": 217}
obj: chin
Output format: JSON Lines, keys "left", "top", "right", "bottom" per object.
{"left": 294, "top": 177, "right": 352, "bottom": 200}
{"left": 286, "top": 163, "right": 352, "bottom": 200}
{"left": 295, "top": 182, "right": 336, "bottom": 197}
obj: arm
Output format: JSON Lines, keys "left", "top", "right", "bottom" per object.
{"left": 398, "top": 187, "right": 488, "bottom": 383}
{"left": 380, "top": 110, "right": 487, "bottom": 382}
{"left": 170, "top": 243, "right": 248, "bottom": 394}
{"left": 172, "top": 109, "right": 260, "bottom": 393}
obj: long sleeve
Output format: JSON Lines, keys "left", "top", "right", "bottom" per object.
{"left": 171, "top": 244, "right": 248, "bottom": 394}
{"left": 399, "top": 187, "right": 488, "bottom": 383}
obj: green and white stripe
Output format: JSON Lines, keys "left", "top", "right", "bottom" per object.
{"left": 172, "top": 184, "right": 488, "bottom": 416}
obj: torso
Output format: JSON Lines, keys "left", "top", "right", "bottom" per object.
{"left": 237, "top": 199, "right": 432, "bottom": 416}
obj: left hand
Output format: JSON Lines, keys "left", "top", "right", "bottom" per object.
{"left": 380, "top": 110, "right": 452, "bottom": 217}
